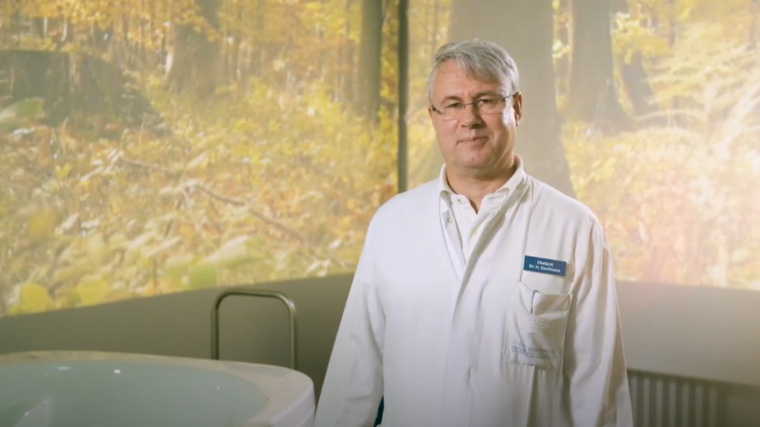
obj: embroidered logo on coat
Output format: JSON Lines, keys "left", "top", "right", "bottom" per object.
{"left": 511, "top": 341, "right": 556, "bottom": 359}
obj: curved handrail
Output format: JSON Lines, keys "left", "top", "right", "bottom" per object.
{"left": 210, "top": 288, "right": 298, "bottom": 370}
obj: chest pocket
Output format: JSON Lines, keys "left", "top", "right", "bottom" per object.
{"left": 504, "top": 280, "right": 573, "bottom": 371}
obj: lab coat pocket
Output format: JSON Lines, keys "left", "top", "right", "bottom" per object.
{"left": 505, "top": 280, "right": 573, "bottom": 370}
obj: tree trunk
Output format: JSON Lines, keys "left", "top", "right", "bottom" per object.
{"left": 620, "top": 51, "right": 659, "bottom": 119}
{"left": 426, "top": 0, "right": 575, "bottom": 198}
{"left": 340, "top": 0, "right": 355, "bottom": 104}
{"left": 31, "top": 18, "right": 47, "bottom": 40}
{"left": 556, "top": 0, "right": 571, "bottom": 98}
{"left": 232, "top": 3, "right": 242, "bottom": 86}
{"left": 357, "top": 0, "right": 383, "bottom": 123}
{"left": 251, "top": 0, "right": 266, "bottom": 79}
{"left": 564, "top": 0, "right": 632, "bottom": 132}
{"left": 165, "top": 0, "right": 220, "bottom": 100}
{"left": 666, "top": 0, "right": 681, "bottom": 111}
{"left": 613, "top": 0, "right": 659, "bottom": 123}
{"left": 430, "top": 0, "right": 440, "bottom": 59}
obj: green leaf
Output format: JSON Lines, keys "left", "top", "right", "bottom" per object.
{"left": 188, "top": 265, "right": 218, "bottom": 289}
{"left": 0, "top": 98, "right": 45, "bottom": 131}
{"left": 164, "top": 253, "right": 195, "bottom": 279}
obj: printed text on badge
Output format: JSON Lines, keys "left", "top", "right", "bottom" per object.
{"left": 523, "top": 256, "right": 567, "bottom": 277}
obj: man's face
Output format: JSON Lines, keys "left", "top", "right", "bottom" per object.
{"left": 427, "top": 60, "right": 522, "bottom": 177}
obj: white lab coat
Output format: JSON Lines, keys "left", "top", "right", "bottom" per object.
{"left": 315, "top": 161, "right": 634, "bottom": 427}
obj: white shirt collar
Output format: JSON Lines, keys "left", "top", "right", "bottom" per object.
{"left": 438, "top": 154, "right": 527, "bottom": 200}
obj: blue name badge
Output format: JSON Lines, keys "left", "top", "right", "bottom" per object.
{"left": 524, "top": 256, "right": 567, "bottom": 277}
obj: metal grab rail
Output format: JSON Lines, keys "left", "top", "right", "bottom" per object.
{"left": 210, "top": 288, "right": 298, "bottom": 370}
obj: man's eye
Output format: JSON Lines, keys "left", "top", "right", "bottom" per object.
{"left": 477, "top": 98, "right": 496, "bottom": 106}
{"left": 444, "top": 103, "right": 463, "bottom": 109}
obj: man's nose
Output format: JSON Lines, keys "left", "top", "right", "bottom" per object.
{"left": 459, "top": 104, "right": 484, "bottom": 128}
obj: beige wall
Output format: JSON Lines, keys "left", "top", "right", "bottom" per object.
{"left": 616, "top": 281, "right": 760, "bottom": 389}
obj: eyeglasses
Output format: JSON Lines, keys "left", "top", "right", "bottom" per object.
{"left": 430, "top": 93, "right": 518, "bottom": 121}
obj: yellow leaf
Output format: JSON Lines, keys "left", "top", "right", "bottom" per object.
{"left": 55, "top": 163, "right": 73, "bottom": 179}
{"left": 76, "top": 278, "right": 109, "bottom": 306}
{"left": 19, "top": 283, "right": 50, "bottom": 313}
{"left": 27, "top": 209, "right": 57, "bottom": 240}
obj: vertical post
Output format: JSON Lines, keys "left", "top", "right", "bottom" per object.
{"left": 397, "top": 0, "right": 410, "bottom": 193}
{"left": 210, "top": 288, "right": 298, "bottom": 370}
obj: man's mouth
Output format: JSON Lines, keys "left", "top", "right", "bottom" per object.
{"left": 457, "top": 136, "right": 487, "bottom": 144}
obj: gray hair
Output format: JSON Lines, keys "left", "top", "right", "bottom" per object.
{"left": 427, "top": 40, "right": 520, "bottom": 102}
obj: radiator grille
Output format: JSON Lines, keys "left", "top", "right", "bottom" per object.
{"left": 629, "top": 370, "right": 728, "bottom": 427}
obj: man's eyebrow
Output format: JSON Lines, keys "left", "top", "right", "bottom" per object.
{"left": 472, "top": 90, "right": 503, "bottom": 98}
{"left": 439, "top": 91, "right": 503, "bottom": 103}
{"left": 440, "top": 95, "right": 462, "bottom": 103}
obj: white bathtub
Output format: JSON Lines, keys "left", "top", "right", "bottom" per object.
{"left": 0, "top": 351, "right": 314, "bottom": 427}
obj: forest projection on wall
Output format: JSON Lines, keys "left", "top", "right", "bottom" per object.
{"left": 1, "top": 0, "right": 758, "bottom": 317}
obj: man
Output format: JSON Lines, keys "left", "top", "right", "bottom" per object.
{"left": 315, "top": 39, "right": 633, "bottom": 427}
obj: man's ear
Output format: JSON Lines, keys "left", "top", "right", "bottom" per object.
{"left": 513, "top": 92, "right": 523, "bottom": 125}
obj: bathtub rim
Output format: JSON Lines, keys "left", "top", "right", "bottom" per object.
{"left": 0, "top": 350, "right": 315, "bottom": 427}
